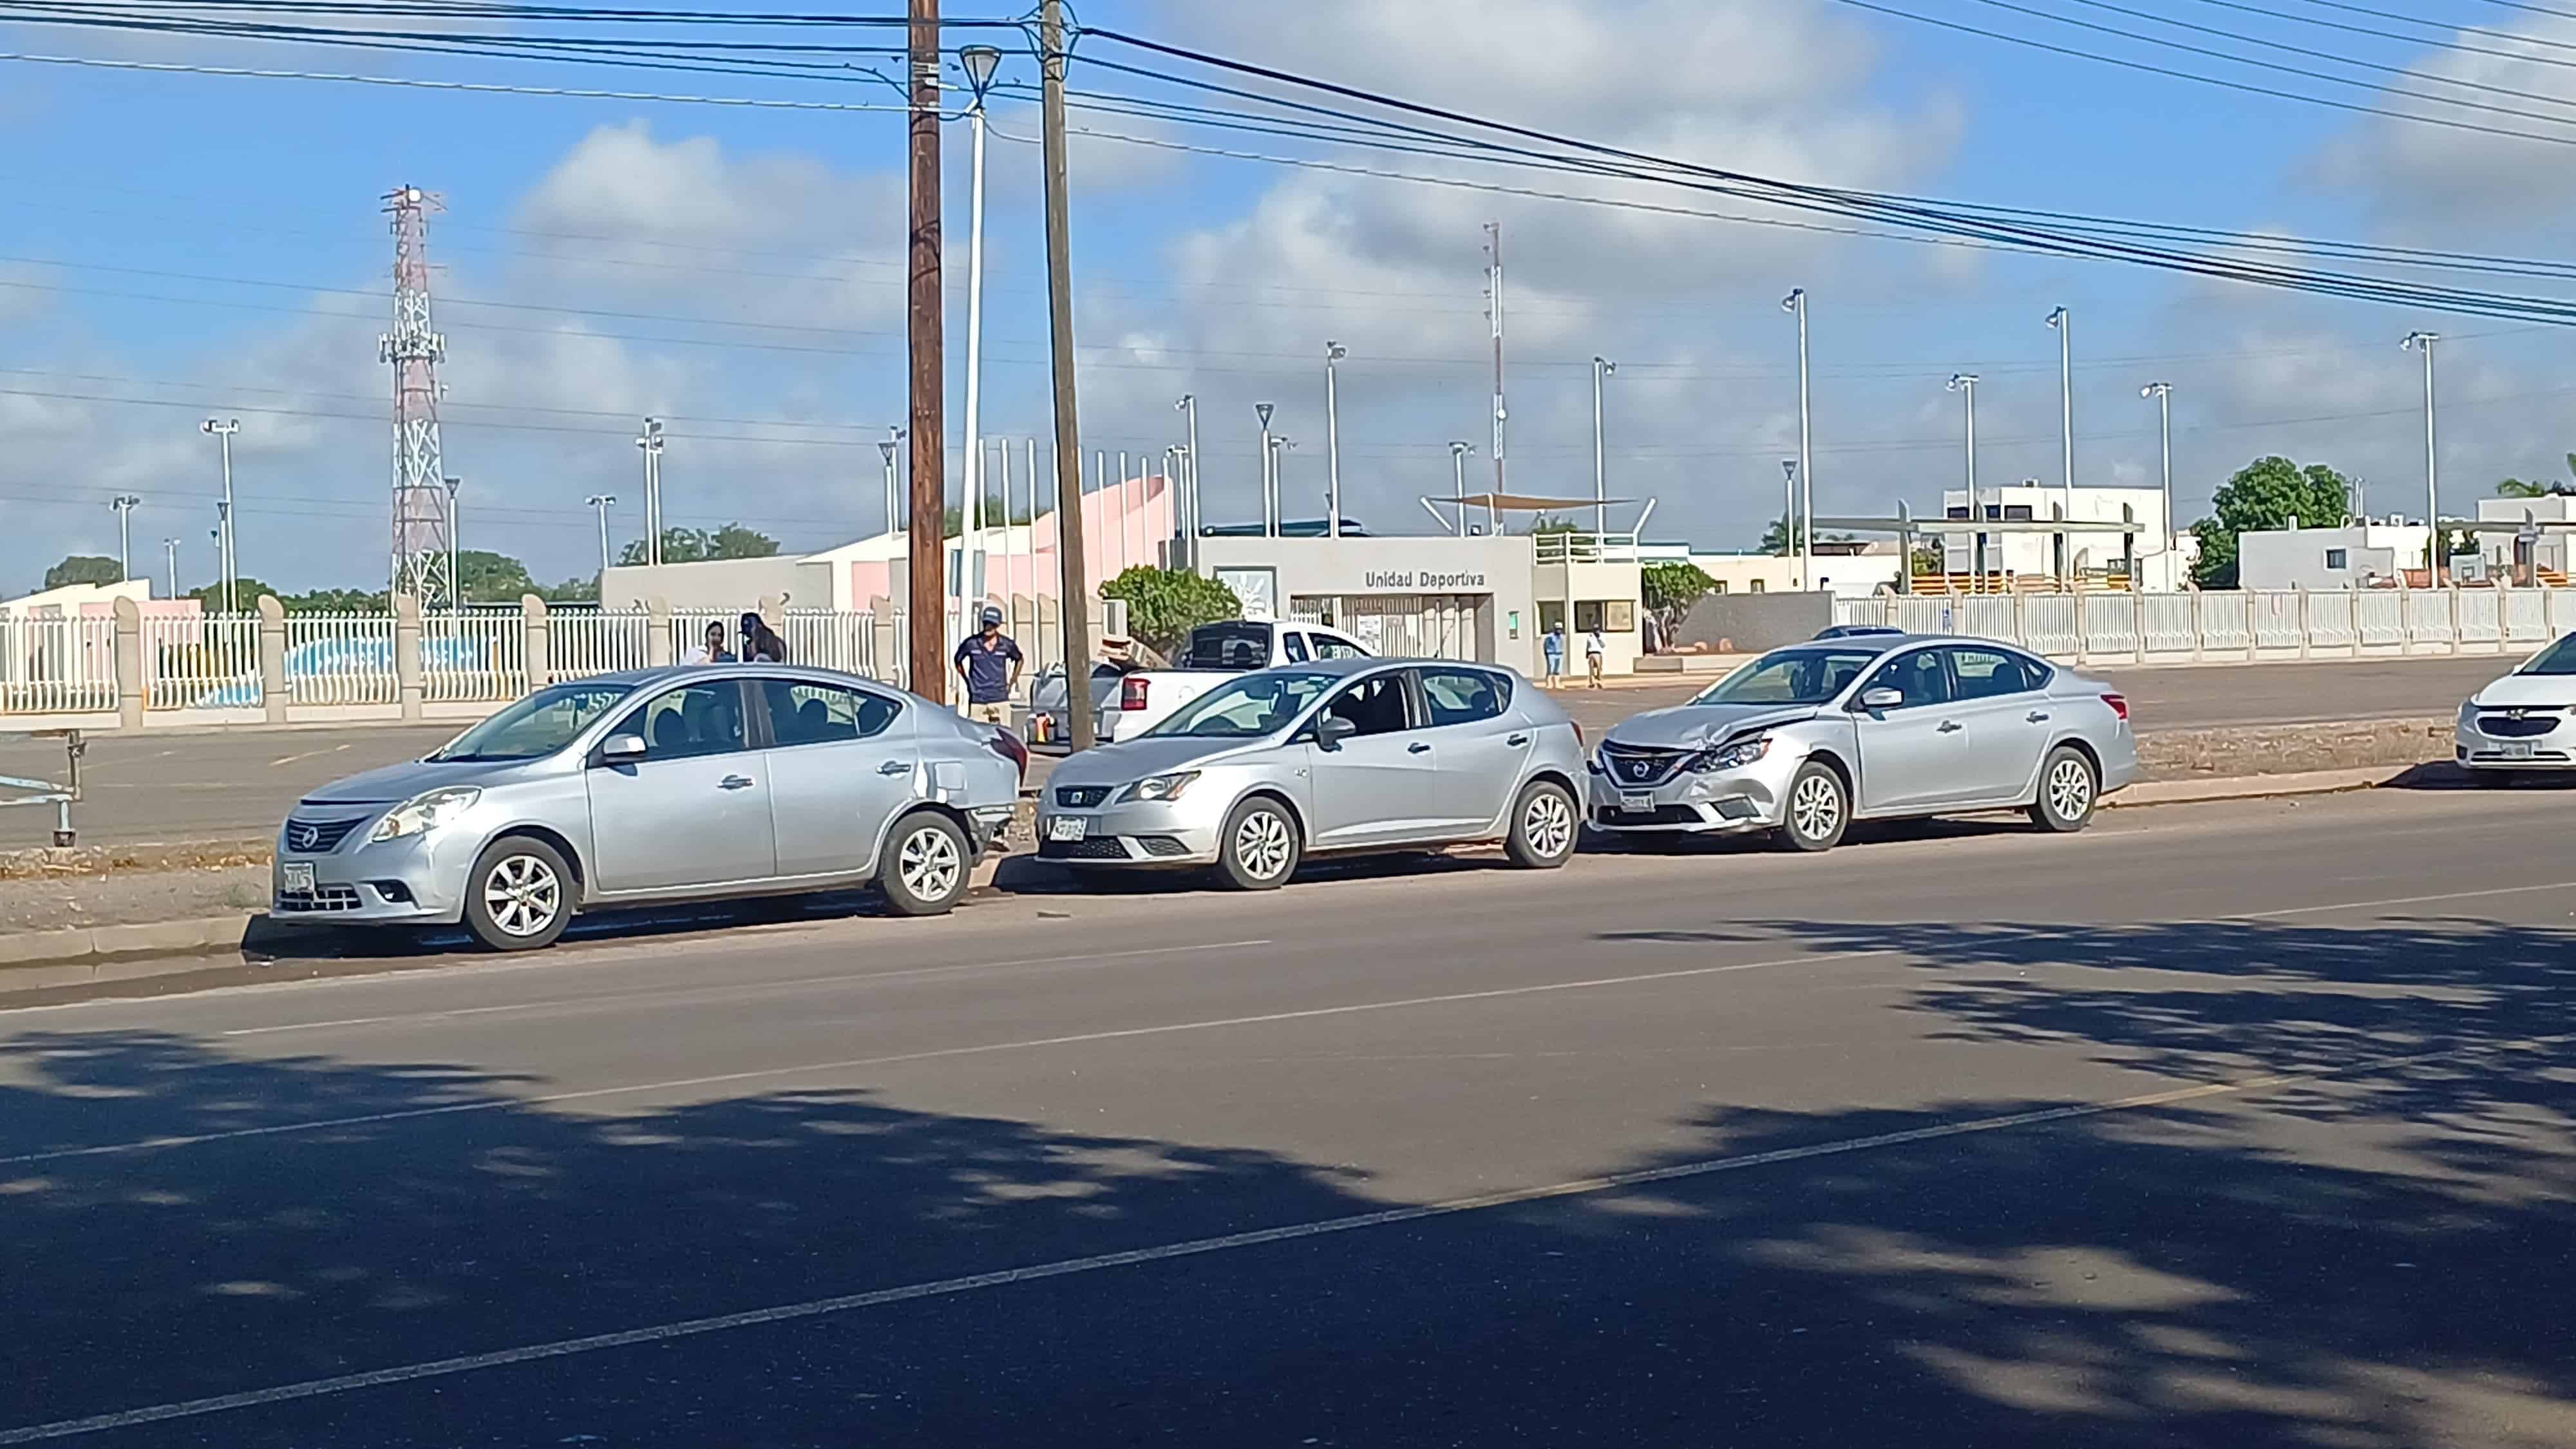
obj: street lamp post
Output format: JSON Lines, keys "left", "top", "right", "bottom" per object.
{"left": 2141, "top": 382, "right": 2174, "bottom": 588}
{"left": 958, "top": 44, "right": 1003, "bottom": 625}
{"left": 109, "top": 495, "right": 140, "bottom": 586}
{"left": 1255, "top": 402, "right": 1276, "bottom": 537}
{"left": 1324, "top": 343, "right": 1347, "bottom": 538}
{"left": 585, "top": 493, "right": 618, "bottom": 584}
{"left": 198, "top": 418, "right": 240, "bottom": 612}
{"left": 1449, "top": 441, "right": 1475, "bottom": 536}
{"left": 1779, "top": 459, "right": 1798, "bottom": 565}
{"left": 878, "top": 429, "right": 904, "bottom": 537}
{"left": 1267, "top": 435, "right": 1296, "bottom": 534}
{"left": 1590, "top": 355, "right": 1616, "bottom": 536}
{"left": 2047, "top": 307, "right": 2074, "bottom": 582}
{"left": 1175, "top": 393, "right": 1200, "bottom": 566}
{"left": 2403, "top": 330, "right": 2442, "bottom": 580}
{"left": 634, "top": 417, "right": 665, "bottom": 567}
{"left": 1948, "top": 374, "right": 1982, "bottom": 585}
{"left": 1782, "top": 290, "right": 1812, "bottom": 591}
{"left": 162, "top": 538, "right": 178, "bottom": 601}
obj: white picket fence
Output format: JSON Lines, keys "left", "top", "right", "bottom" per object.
{"left": 1834, "top": 586, "right": 2576, "bottom": 663}
{"left": 549, "top": 609, "right": 654, "bottom": 681}
{"left": 141, "top": 613, "right": 260, "bottom": 710}
{"left": 421, "top": 612, "right": 529, "bottom": 704}
{"left": 0, "top": 614, "right": 117, "bottom": 714}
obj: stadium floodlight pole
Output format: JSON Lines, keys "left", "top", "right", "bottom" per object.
{"left": 1324, "top": 341, "right": 1347, "bottom": 539}
{"left": 1590, "top": 355, "right": 1616, "bottom": 536}
{"left": 1449, "top": 441, "right": 1474, "bottom": 536}
{"left": 1175, "top": 393, "right": 1200, "bottom": 566}
{"left": 586, "top": 493, "right": 618, "bottom": 583}
{"left": 960, "top": 42, "right": 1003, "bottom": 625}
{"left": 2141, "top": 382, "right": 2174, "bottom": 581}
{"left": 1782, "top": 289, "right": 1813, "bottom": 591}
{"left": 1949, "top": 374, "right": 1982, "bottom": 583}
{"left": 878, "top": 428, "right": 904, "bottom": 536}
{"left": 199, "top": 417, "right": 240, "bottom": 612}
{"left": 109, "top": 495, "right": 140, "bottom": 585}
{"left": 1255, "top": 401, "right": 1276, "bottom": 537}
{"left": 2403, "top": 330, "right": 2441, "bottom": 580}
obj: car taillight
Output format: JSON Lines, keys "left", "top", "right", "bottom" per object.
{"left": 1121, "top": 676, "right": 1151, "bottom": 712}
{"left": 988, "top": 728, "right": 1028, "bottom": 781}
{"left": 2101, "top": 692, "right": 2129, "bottom": 723}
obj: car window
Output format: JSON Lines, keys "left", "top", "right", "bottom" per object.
{"left": 1419, "top": 667, "right": 1508, "bottom": 726}
{"left": 1320, "top": 671, "right": 1411, "bottom": 738}
{"left": 1280, "top": 630, "right": 1310, "bottom": 663}
{"left": 1311, "top": 632, "right": 1369, "bottom": 660}
{"left": 614, "top": 682, "right": 748, "bottom": 760}
{"left": 431, "top": 681, "right": 630, "bottom": 762}
{"left": 1152, "top": 669, "right": 1336, "bottom": 737}
{"left": 2522, "top": 634, "right": 2576, "bottom": 675}
{"left": 757, "top": 679, "right": 897, "bottom": 747}
{"left": 1949, "top": 648, "right": 2038, "bottom": 701}
{"left": 1696, "top": 648, "right": 1880, "bottom": 706}
{"left": 1863, "top": 650, "right": 1951, "bottom": 710}
{"left": 1183, "top": 622, "right": 1272, "bottom": 670}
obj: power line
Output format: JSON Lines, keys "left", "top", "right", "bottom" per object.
{"left": 0, "top": 48, "right": 927, "bottom": 113}
{"left": 2178, "top": 0, "right": 2576, "bottom": 65}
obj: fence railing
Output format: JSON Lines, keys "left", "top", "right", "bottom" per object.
{"left": 143, "top": 613, "right": 261, "bottom": 710}
{"left": 1833, "top": 586, "right": 2576, "bottom": 663}
{"left": 421, "top": 612, "right": 528, "bottom": 704}
{"left": 283, "top": 612, "right": 401, "bottom": 706}
{"left": 0, "top": 614, "right": 118, "bottom": 714}
{"left": 549, "top": 609, "right": 653, "bottom": 681}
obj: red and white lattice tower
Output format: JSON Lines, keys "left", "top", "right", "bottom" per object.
{"left": 381, "top": 185, "right": 453, "bottom": 603}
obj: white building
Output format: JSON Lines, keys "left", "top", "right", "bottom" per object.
{"left": 1672, "top": 544, "right": 1904, "bottom": 600}
{"left": 2236, "top": 522, "right": 2429, "bottom": 591}
{"left": 1940, "top": 485, "right": 2189, "bottom": 592}
{"left": 2474, "top": 494, "right": 2576, "bottom": 580}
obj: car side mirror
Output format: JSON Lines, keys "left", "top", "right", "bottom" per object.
{"left": 600, "top": 732, "right": 647, "bottom": 763}
{"left": 1857, "top": 687, "right": 1904, "bottom": 712}
{"left": 1314, "top": 715, "right": 1357, "bottom": 752}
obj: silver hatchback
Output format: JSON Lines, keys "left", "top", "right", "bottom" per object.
{"left": 1590, "top": 634, "right": 2138, "bottom": 851}
{"left": 270, "top": 665, "right": 1026, "bottom": 949}
{"left": 1035, "top": 658, "right": 1586, "bottom": 889}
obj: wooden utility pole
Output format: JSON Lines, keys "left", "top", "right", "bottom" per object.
{"left": 906, "top": 0, "right": 947, "bottom": 701}
{"left": 1039, "top": 0, "right": 1095, "bottom": 748}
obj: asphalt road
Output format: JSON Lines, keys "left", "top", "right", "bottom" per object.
{"left": 0, "top": 653, "right": 2523, "bottom": 849}
{"left": 3, "top": 784, "right": 2573, "bottom": 1445}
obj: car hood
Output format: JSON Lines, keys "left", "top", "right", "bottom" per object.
{"left": 2472, "top": 672, "right": 2576, "bottom": 708}
{"left": 1604, "top": 703, "right": 1823, "bottom": 751}
{"left": 1046, "top": 733, "right": 1273, "bottom": 788}
{"left": 300, "top": 757, "right": 530, "bottom": 809}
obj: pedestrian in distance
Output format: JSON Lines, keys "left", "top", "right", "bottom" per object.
{"left": 688, "top": 620, "right": 735, "bottom": 665}
{"left": 954, "top": 604, "right": 1023, "bottom": 726}
{"left": 1542, "top": 623, "right": 1565, "bottom": 688}
{"left": 1584, "top": 625, "right": 1606, "bottom": 689}
{"left": 739, "top": 612, "right": 787, "bottom": 663}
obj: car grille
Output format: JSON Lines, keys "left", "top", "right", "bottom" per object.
{"left": 2476, "top": 713, "right": 2562, "bottom": 739}
{"left": 275, "top": 884, "right": 364, "bottom": 913}
{"left": 1599, "top": 742, "right": 1690, "bottom": 787}
{"left": 281, "top": 816, "right": 369, "bottom": 853}
{"left": 1054, "top": 785, "right": 1113, "bottom": 808}
{"left": 1039, "top": 835, "right": 1132, "bottom": 860}
{"left": 2472, "top": 748, "right": 2572, "bottom": 763}
{"left": 1595, "top": 804, "right": 1705, "bottom": 827}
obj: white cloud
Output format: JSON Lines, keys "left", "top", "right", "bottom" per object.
{"left": 2311, "top": 15, "right": 2576, "bottom": 229}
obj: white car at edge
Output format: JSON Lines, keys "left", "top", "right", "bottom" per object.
{"left": 2455, "top": 630, "right": 2576, "bottom": 782}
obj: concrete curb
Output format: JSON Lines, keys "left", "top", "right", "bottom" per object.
{"left": 2104, "top": 764, "right": 2404, "bottom": 810}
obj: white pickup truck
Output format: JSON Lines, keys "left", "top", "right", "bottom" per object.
{"left": 1101, "top": 619, "right": 1374, "bottom": 740}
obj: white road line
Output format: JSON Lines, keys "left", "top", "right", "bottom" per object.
{"left": 2237, "top": 879, "right": 2576, "bottom": 920}
{"left": 0, "top": 948, "right": 1903, "bottom": 1168}
{"left": 5, "top": 1030, "right": 2559, "bottom": 1446}
{"left": 268, "top": 744, "right": 351, "bottom": 768}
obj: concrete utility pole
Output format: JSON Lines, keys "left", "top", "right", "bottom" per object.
{"left": 1325, "top": 341, "right": 1347, "bottom": 538}
{"left": 1255, "top": 401, "right": 1276, "bottom": 536}
{"left": 2403, "top": 330, "right": 2441, "bottom": 579}
{"left": 1484, "top": 222, "right": 1507, "bottom": 504}
{"left": 199, "top": 417, "right": 239, "bottom": 612}
{"left": 586, "top": 493, "right": 618, "bottom": 584}
{"left": 1782, "top": 289, "right": 1813, "bottom": 591}
{"left": 109, "top": 495, "right": 140, "bottom": 585}
{"left": 1039, "top": 0, "right": 1094, "bottom": 746}
{"left": 1949, "top": 373, "right": 1981, "bottom": 580}
{"left": 1590, "top": 355, "right": 1615, "bottom": 535}
{"left": 906, "top": 0, "right": 948, "bottom": 703}
{"left": 2141, "top": 382, "right": 2173, "bottom": 585}
{"left": 2048, "top": 306, "right": 2074, "bottom": 582}
{"left": 1449, "top": 441, "right": 1473, "bottom": 536}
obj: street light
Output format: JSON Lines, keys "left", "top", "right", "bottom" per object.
{"left": 1948, "top": 374, "right": 1982, "bottom": 585}
{"left": 959, "top": 43, "right": 1004, "bottom": 630}
{"left": 1325, "top": 343, "right": 1347, "bottom": 538}
{"left": 1255, "top": 401, "right": 1277, "bottom": 536}
{"left": 1267, "top": 434, "right": 1297, "bottom": 533}
{"left": 1779, "top": 459, "right": 1798, "bottom": 565}
{"left": 1590, "top": 355, "right": 1616, "bottom": 536}
{"left": 585, "top": 493, "right": 618, "bottom": 583}
{"left": 2403, "top": 330, "right": 2441, "bottom": 579}
{"left": 2141, "top": 382, "right": 2174, "bottom": 587}
{"left": 199, "top": 417, "right": 240, "bottom": 612}
{"left": 108, "top": 495, "right": 140, "bottom": 587}
{"left": 634, "top": 417, "right": 665, "bottom": 567}
{"left": 2047, "top": 307, "right": 2074, "bottom": 582}
{"left": 1782, "top": 289, "right": 1812, "bottom": 591}
{"left": 1449, "top": 441, "right": 1475, "bottom": 537}
{"left": 878, "top": 428, "right": 904, "bottom": 536}
{"left": 1175, "top": 393, "right": 1200, "bottom": 565}
{"left": 161, "top": 538, "right": 178, "bottom": 601}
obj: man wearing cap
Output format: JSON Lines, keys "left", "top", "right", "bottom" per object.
{"left": 952, "top": 605, "right": 1023, "bottom": 725}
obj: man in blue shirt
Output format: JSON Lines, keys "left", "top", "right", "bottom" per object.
{"left": 952, "top": 605, "right": 1023, "bottom": 724}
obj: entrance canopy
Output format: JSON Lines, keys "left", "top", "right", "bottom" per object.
{"left": 1437, "top": 493, "right": 1640, "bottom": 513}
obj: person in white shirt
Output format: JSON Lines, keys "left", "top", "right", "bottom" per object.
{"left": 688, "top": 620, "right": 734, "bottom": 665}
{"left": 1583, "top": 627, "right": 1606, "bottom": 688}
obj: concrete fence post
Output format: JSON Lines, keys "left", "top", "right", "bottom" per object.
{"left": 2448, "top": 584, "right": 2463, "bottom": 655}
{"left": 111, "top": 596, "right": 143, "bottom": 730}
{"left": 521, "top": 593, "right": 549, "bottom": 689}
{"left": 393, "top": 592, "right": 425, "bottom": 723}
{"left": 2130, "top": 589, "right": 2145, "bottom": 663}
{"left": 645, "top": 596, "right": 674, "bottom": 667}
{"left": 2190, "top": 588, "right": 2206, "bottom": 663}
{"left": 256, "top": 594, "right": 287, "bottom": 723}
{"left": 2073, "top": 591, "right": 2089, "bottom": 665}
{"left": 2296, "top": 587, "right": 2312, "bottom": 662}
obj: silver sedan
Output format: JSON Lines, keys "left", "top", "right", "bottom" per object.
{"left": 270, "top": 664, "right": 1026, "bottom": 950}
{"left": 1589, "top": 634, "right": 2137, "bottom": 851}
{"left": 1035, "top": 657, "right": 1584, "bottom": 889}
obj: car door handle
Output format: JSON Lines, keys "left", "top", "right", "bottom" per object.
{"left": 1408, "top": 742, "right": 1432, "bottom": 754}
{"left": 2026, "top": 710, "right": 2051, "bottom": 723}
{"left": 719, "top": 774, "right": 756, "bottom": 790}
{"left": 876, "top": 760, "right": 911, "bottom": 775}
{"left": 1506, "top": 733, "right": 1530, "bottom": 746}
{"left": 1937, "top": 720, "right": 1964, "bottom": 734}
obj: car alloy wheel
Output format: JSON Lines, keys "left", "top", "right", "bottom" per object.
{"left": 2029, "top": 745, "right": 2099, "bottom": 833}
{"left": 1507, "top": 781, "right": 1577, "bottom": 869}
{"left": 482, "top": 852, "right": 562, "bottom": 939}
{"left": 898, "top": 823, "right": 962, "bottom": 903}
{"left": 1235, "top": 808, "right": 1296, "bottom": 882}
{"left": 1791, "top": 773, "right": 1841, "bottom": 841}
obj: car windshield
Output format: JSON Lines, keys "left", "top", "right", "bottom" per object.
{"left": 2520, "top": 635, "right": 2576, "bottom": 675}
{"left": 1181, "top": 622, "right": 1273, "bottom": 670}
{"left": 428, "top": 681, "right": 634, "bottom": 761}
{"left": 1692, "top": 647, "right": 1884, "bottom": 706}
{"left": 1149, "top": 669, "right": 1337, "bottom": 737}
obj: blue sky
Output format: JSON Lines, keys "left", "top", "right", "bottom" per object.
{"left": 3, "top": 0, "right": 2573, "bottom": 594}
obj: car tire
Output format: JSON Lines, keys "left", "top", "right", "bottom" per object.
{"left": 1504, "top": 779, "right": 1578, "bottom": 869}
{"left": 2028, "top": 745, "right": 2100, "bottom": 833}
{"left": 1774, "top": 761, "right": 1849, "bottom": 853}
{"left": 1216, "top": 796, "right": 1302, "bottom": 891}
{"left": 463, "top": 835, "right": 574, "bottom": 952}
{"left": 879, "top": 811, "right": 971, "bottom": 916}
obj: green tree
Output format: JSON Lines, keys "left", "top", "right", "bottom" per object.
{"left": 2188, "top": 455, "right": 2354, "bottom": 589}
{"left": 2498, "top": 477, "right": 2549, "bottom": 499}
{"left": 1640, "top": 561, "right": 1716, "bottom": 635}
{"left": 618, "top": 522, "right": 782, "bottom": 567}
{"left": 1756, "top": 517, "right": 1855, "bottom": 556}
{"left": 284, "top": 587, "right": 389, "bottom": 612}
{"left": 453, "top": 550, "right": 536, "bottom": 604}
{"left": 43, "top": 555, "right": 122, "bottom": 591}
{"left": 186, "top": 576, "right": 279, "bottom": 613}
{"left": 1097, "top": 566, "right": 1241, "bottom": 656}
{"left": 1525, "top": 514, "right": 1581, "bottom": 536}
{"left": 540, "top": 575, "right": 601, "bottom": 605}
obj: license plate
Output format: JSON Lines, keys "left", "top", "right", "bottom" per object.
{"left": 1620, "top": 791, "right": 1655, "bottom": 813}
{"left": 281, "top": 861, "right": 316, "bottom": 893}
{"left": 2503, "top": 741, "right": 2537, "bottom": 760}
{"left": 1045, "top": 815, "right": 1089, "bottom": 842}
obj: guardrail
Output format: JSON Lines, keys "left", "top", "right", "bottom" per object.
{"left": 1832, "top": 585, "right": 2576, "bottom": 662}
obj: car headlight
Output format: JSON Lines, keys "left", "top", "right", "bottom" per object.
{"left": 1689, "top": 736, "right": 1772, "bottom": 772}
{"left": 369, "top": 786, "right": 482, "bottom": 842}
{"left": 1117, "top": 771, "right": 1200, "bottom": 803}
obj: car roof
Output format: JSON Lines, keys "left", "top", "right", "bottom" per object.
{"left": 559, "top": 663, "right": 917, "bottom": 696}
{"left": 1770, "top": 633, "right": 2043, "bottom": 658}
